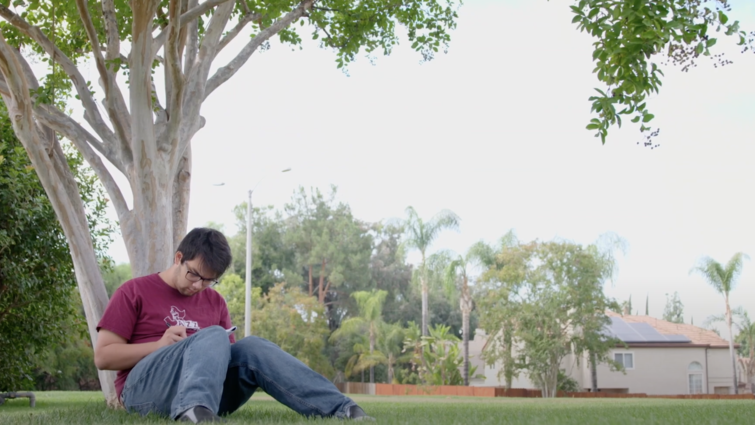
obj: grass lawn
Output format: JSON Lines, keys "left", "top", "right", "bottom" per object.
{"left": 1, "top": 391, "right": 754, "bottom": 424}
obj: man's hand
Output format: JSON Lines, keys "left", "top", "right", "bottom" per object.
{"left": 159, "top": 326, "right": 187, "bottom": 347}
{"left": 95, "top": 327, "right": 187, "bottom": 371}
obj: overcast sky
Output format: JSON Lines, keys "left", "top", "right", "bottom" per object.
{"left": 103, "top": 0, "right": 755, "bottom": 334}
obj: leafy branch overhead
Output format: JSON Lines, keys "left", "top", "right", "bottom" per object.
{"left": 571, "top": 0, "right": 753, "bottom": 145}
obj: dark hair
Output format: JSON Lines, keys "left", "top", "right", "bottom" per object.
{"left": 176, "top": 228, "right": 232, "bottom": 277}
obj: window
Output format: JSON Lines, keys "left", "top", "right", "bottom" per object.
{"left": 614, "top": 352, "right": 634, "bottom": 369}
{"left": 688, "top": 362, "right": 704, "bottom": 394}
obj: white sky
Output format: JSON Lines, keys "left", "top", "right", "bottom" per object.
{"left": 104, "top": 0, "right": 755, "bottom": 334}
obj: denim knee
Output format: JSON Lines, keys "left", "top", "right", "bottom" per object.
{"left": 234, "top": 335, "right": 279, "bottom": 352}
{"left": 192, "top": 326, "right": 231, "bottom": 359}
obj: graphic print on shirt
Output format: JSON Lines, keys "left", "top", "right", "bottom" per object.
{"left": 164, "top": 306, "right": 201, "bottom": 330}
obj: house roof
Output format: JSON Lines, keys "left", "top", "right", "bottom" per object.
{"left": 606, "top": 311, "right": 732, "bottom": 348}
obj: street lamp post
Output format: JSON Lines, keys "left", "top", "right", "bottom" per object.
{"left": 244, "top": 168, "right": 291, "bottom": 337}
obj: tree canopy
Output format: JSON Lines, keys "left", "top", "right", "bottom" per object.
{"left": 571, "top": 0, "right": 753, "bottom": 145}
{"left": 0, "top": 0, "right": 461, "bottom": 399}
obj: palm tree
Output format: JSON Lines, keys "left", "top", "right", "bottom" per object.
{"left": 330, "top": 289, "right": 388, "bottom": 383}
{"left": 705, "top": 307, "right": 755, "bottom": 390}
{"left": 376, "top": 322, "right": 409, "bottom": 384}
{"left": 403, "top": 206, "right": 460, "bottom": 337}
{"left": 445, "top": 250, "right": 475, "bottom": 386}
{"left": 691, "top": 252, "right": 749, "bottom": 394}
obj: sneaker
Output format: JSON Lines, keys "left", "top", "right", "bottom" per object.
{"left": 347, "top": 405, "right": 375, "bottom": 421}
{"left": 177, "top": 406, "right": 224, "bottom": 423}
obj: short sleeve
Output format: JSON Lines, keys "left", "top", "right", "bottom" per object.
{"left": 97, "top": 282, "right": 140, "bottom": 341}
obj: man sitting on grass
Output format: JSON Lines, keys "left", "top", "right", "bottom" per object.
{"left": 94, "top": 227, "right": 373, "bottom": 423}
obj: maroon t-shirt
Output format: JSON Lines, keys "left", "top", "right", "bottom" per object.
{"left": 97, "top": 273, "right": 235, "bottom": 398}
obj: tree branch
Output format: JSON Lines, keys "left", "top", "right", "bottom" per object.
{"left": 74, "top": 0, "right": 133, "bottom": 167}
{"left": 0, "top": 5, "right": 119, "bottom": 159}
{"left": 130, "top": 0, "right": 162, "bottom": 182}
{"left": 175, "top": 0, "right": 234, "bottom": 169}
{"left": 182, "top": 0, "right": 233, "bottom": 25}
{"left": 205, "top": 0, "right": 314, "bottom": 99}
{"left": 102, "top": 0, "right": 121, "bottom": 62}
{"left": 183, "top": 0, "right": 200, "bottom": 75}
{"left": 172, "top": 147, "right": 192, "bottom": 251}
{"left": 164, "top": 0, "right": 185, "bottom": 152}
{"left": 35, "top": 106, "right": 130, "bottom": 218}
{"left": 217, "top": 12, "right": 261, "bottom": 53}
{"left": 153, "top": 0, "right": 235, "bottom": 53}
{"left": 0, "top": 76, "right": 128, "bottom": 215}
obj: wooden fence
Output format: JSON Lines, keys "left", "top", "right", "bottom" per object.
{"left": 335, "top": 383, "right": 755, "bottom": 400}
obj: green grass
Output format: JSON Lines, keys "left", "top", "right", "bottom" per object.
{"left": 1, "top": 392, "right": 755, "bottom": 424}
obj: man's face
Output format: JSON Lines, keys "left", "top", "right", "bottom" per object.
{"left": 172, "top": 254, "right": 219, "bottom": 297}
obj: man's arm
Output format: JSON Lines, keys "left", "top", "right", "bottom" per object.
{"left": 94, "top": 327, "right": 188, "bottom": 371}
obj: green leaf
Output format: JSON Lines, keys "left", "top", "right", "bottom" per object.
{"left": 642, "top": 114, "right": 655, "bottom": 123}
{"left": 586, "top": 124, "right": 600, "bottom": 130}
{"left": 706, "top": 38, "right": 717, "bottom": 48}
{"left": 695, "top": 43, "right": 704, "bottom": 55}
{"left": 718, "top": 11, "right": 728, "bottom": 25}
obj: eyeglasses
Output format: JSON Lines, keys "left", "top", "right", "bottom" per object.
{"left": 184, "top": 264, "right": 219, "bottom": 287}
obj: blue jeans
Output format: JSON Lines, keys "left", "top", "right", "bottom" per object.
{"left": 121, "top": 326, "right": 356, "bottom": 419}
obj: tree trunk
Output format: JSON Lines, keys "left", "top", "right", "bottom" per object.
{"left": 421, "top": 252, "right": 428, "bottom": 337}
{"left": 726, "top": 296, "right": 739, "bottom": 394}
{"left": 369, "top": 324, "right": 375, "bottom": 384}
{"left": 462, "top": 310, "right": 470, "bottom": 386}
{"left": 308, "top": 264, "right": 313, "bottom": 297}
{"left": 503, "top": 325, "right": 514, "bottom": 390}
{"left": 590, "top": 351, "right": 598, "bottom": 392}
{"left": 387, "top": 355, "right": 394, "bottom": 384}
{"left": 460, "top": 278, "right": 471, "bottom": 386}
{"left": 318, "top": 259, "right": 326, "bottom": 304}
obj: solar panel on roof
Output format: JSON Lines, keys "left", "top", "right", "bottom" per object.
{"left": 604, "top": 317, "right": 691, "bottom": 343}
{"left": 631, "top": 323, "right": 667, "bottom": 342}
{"left": 664, "top": 334, "right": 692, "bottom": 343}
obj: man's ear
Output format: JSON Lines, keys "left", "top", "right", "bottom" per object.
{"left": 174, "top": 251, "right": 183, "bottom": 265}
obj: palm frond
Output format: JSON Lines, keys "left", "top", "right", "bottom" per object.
{"left": 467, "top": 240, "right": 496, "bottom": 267}
{"left": 703, "top": 313, "right": 726, "bottom": 329}
{"left": 499, "top": 229, "right": 519, "bottom": 249}
{"left": 330, "top": 317, "right": 368, "bottom": 342}
{"left": 351, "top": 290, "right": 388, "bottom": 322}
{"left": 692, "top": 253, "right": 749, "bottom": 295}
{"left": 426, "top": 209, "right": 460, "bottom": 241}
{"left": 724, "top": 252, "right": 750, "bottom": 290}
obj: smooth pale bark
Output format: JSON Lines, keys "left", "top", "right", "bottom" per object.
{"left": 590, "top": 351, "right": 598, "bottom": 392}
{"left": 421, "top": 253, "right": 428, "bottom": 337}
{"left": 460, "top": 275, "right": 472, "bottom": 386}
{"left": 539, "top": 361, "right": 559, "bottom": 398}
{"left": 369, "top": 323, "right": 375, "bottom": 384}
{"left": 726, "top": 296, "right": 739, "bottom": 394}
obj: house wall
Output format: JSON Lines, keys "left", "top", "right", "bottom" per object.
{"left": 707, "top": 348, "right": 736, "bottom": 393}
{"left": 595, "top": 347, "right": 733, "bottom": 395}
{"left": 472, "top": 347, "right": 583, "bottom": 390}
{"left": 467, "top": 329, "right": 735, "bottom": 395}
